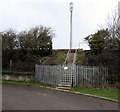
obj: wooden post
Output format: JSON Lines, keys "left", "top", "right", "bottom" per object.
{"left": 10, "top": 60, "right": 12, "bottom": 70}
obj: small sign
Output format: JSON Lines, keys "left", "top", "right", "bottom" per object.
{"left": 64, "top": 66, "right": 68, "bottom": 70}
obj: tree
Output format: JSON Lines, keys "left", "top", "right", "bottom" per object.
{"left": 106, "top": 9, "right": 120, "bottom": 39}
{"left": 2, "top": 29, "right": 18, "bottom": 68}
{"left": 84, "top": 9, "right": 120, "bottom": 85}
{"left": 18, "top": 26, "right": 54, "bottom": 56}
{"left": 85, "top": 29, "right": 109, "bottom": 55}
{"left": 105, "top": 9, "right": 120, "bottom": 84}
{"left": 2, "top": 29, "right": 17, "bottom": 50}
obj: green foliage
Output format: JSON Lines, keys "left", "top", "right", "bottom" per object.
{"left": 84, "top": 28, "right": 120, "bottom": 85}
{"left": 2, "top": 29, "right": 18, "bottom": 68}
{"left": 76, "top": 53, "right": 86, "bottom": 65}
{"left": 56, "top": 53, "right": 66, "bottom": 64}
{"left": 85, "top": 29, "right": 109, "bottom": 55}
{"left": 2, "top": 29, "right": 17, "bottom": 50}
{"left": 18, "top": 26, "right": 53, "bottom": 52}
{"left": 38, "top": 52, "right": 66, "bottom": 65}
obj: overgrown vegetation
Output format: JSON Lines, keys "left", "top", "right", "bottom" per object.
{"left": 39, "top": 51, "right": 66, "bottom": 65}
{"left": 83, "top": 9, "right": 120, "bottom": 86}
{"left": 84, "top": 29, "right": 119, "bottom": 85}
{"left": 76, "top": 50, "right": 86, "bottom": 65}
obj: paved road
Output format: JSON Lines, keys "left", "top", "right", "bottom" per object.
{"left": 2, "top": 84, "right": 118, "bottom": 110}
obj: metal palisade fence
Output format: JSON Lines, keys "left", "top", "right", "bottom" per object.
{"left": 35, "top": 65, "right": 108, "bottom": 88}
{"left": 75, "top": 66, "right": 108, "bottom": 88}
{"left": 35, "top": 65, "right": 62, "bottom": 85}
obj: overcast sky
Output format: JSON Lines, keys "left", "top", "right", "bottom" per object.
{"left": 0, "top": 0, "right": 119, "bottom": 49}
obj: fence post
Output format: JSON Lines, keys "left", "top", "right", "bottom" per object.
{"left": 35, "top": 65, "right": 37, "bottom": 82}
{"left": 71, "top": 66, "right": 73, "bottom": 87}
{"left": 74, "top": 65, "right": 76, "bottom": 86}
{"left": 93, "top": 66, "right": 94, "bottom": 86}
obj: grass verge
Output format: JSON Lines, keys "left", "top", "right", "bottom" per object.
{"left": 1, "top": 80, "right": 56, "bottom": 88}
{"left": 2, "top": 70, "right": 34, "bottom": 75}
{"left": 70, "top": 87, "right": 119, "bottom": 100}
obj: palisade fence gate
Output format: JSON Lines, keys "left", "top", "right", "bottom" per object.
{"left": 35, "top": 65, "right": 108, "bottom": 87}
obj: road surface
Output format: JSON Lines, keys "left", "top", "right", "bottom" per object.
{"left": 2, "top": 84, "right": 118, "bottom": 110}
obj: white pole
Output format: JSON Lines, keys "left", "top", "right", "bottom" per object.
{"left": 70, "top": 2, "right": 73, "bottom": 50}
{"left": 118, "top": 1, "right": 120, "bottom": 34}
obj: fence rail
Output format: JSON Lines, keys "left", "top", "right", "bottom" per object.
{"left": 35, "top": 65, "right": 108, "bottom": 87}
